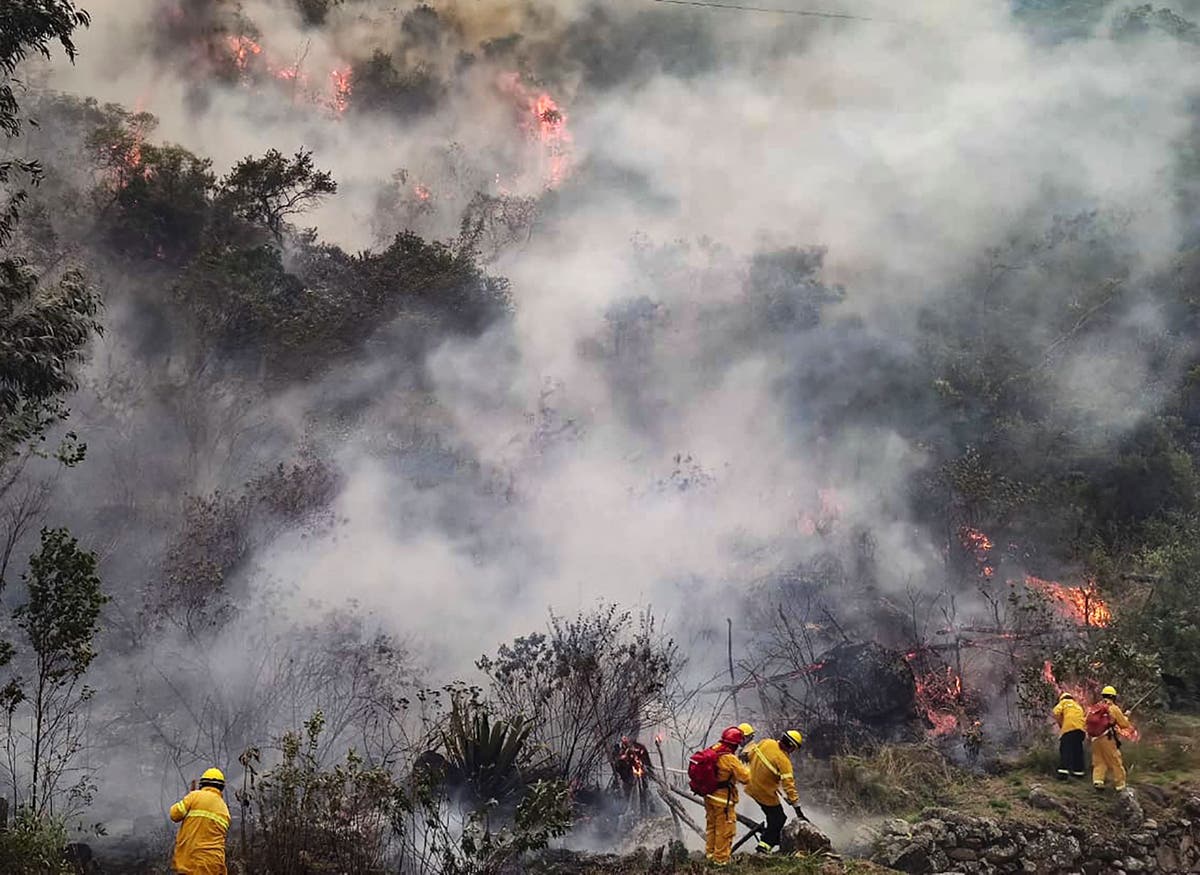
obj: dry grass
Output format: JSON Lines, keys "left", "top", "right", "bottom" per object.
{"left": 825, "top": 743, "right": 961, "bottom": 813}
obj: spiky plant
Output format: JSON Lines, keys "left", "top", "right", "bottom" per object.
{"left": 442, "top": 701, "right": 547, "bottom": 806}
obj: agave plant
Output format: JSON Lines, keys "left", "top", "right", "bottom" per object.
{"left": 442, "top": 701, "right": 550, "bottom": 807}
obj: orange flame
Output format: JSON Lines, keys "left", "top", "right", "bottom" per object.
{"left": 330, "top": 66, "right": 352, "bottom": 115}
{"left": 1025, "top": 576, "right": 1112, "bottom": 627}
{"left": 226, "top": 35, "right": 263, "bottom": 75}
{"left": 414, "top": 184, "right": 432, "bottom": 202}
{"left": 222, "top": 33, "right": 350, "bottom": 116}
{"left": 498, "top": 73, "right": 574, "bottom": 190}
{"left": 1041, "top": 660, "right": 1091, "bottom": 708}
{"left": 959, "top": 526, "right": 995, "bottom": 577}
{"left": 909, "top": 659, "right": 963, "bottom": 737}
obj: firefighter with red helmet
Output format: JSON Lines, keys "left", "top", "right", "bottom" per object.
{"left": 696, "top": 726, "right": 751, "bottom": 865}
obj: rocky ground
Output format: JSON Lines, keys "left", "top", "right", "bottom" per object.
{"left": 532, "top": 787, "right": 1200, "bottom": 875}
{"left": 870, "top": 793, "right": 1200, "bottom": 874}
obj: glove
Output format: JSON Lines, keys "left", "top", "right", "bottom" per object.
{"left": 793, "top": 805, "right": 808, "bottom": 822}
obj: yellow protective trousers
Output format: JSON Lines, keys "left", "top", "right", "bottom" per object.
{"left": 705, "top": 797, "right": 738, "bottom": 864}
{"left": 1091, "top": 735, "right": 1126, "bottom": 790}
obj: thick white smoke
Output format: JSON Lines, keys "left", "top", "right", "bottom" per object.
{"left": 15, "top": 0, "right": 1199, "bottom": 830}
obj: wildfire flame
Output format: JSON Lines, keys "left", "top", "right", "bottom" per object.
{"left": 906, "top": 653, "right": 964, "bottom": 737}
{"left": 104, "top": 103, "right": 152, "bottom": 188}
{"left": 414, "top": 184, "right": 432, "bottom": 202}
{"left": 1025, "top": 576, "right": 1111, "bottom": 627}
{"left": 1043, "top": 661, "right": 1139, "bottom": 739}
{"left": 799, "top": 487, "right": 842, "bottom": 536}
{"left": 221, "top": 33, "right": 351, "bottom": 117}
{"left": 330, "top": 66, "right": 352, "bottom": 116}
{"left": 959, "top": 526, "right": 995, "bottom": 577}
{"left": 226, "top": 35, "right": 263, "bottom": 75}
{"left": 1042, "top": 660, "right": 1088, "bottom": 702}
{"left": 498, "top": 73, "right": 574, "bottom": 190}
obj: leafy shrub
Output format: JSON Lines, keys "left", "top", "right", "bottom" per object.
{"left": 0, "top": 810, "right": 71, "bottom": 875}
{"left": 239, "top": 711, "right": 396, "bottom": 875}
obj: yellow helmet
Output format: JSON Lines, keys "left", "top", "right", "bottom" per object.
{"left": 738, "top": 723, "right": 756, "bottom": 739}
{"left": 199, "top": 767, "right": 225, "bottom": 788}
{"left": 1101, "top": 685, "right": 1118, "bottom": 698}
{"left": 784, "top": 729, "right": 803, "bottom": 747}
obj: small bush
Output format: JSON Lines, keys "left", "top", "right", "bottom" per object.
{"left": 238, "top": 711, "right": 395, "bottom": 875}
{"left": 0, "top": 810, "right": 71, "bottom": 875}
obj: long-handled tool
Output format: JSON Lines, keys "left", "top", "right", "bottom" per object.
{"left": 653, "top": 736, "right": 684, "bottom": 841}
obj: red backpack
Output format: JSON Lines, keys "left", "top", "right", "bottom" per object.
{"left": 688, "top": 746, "right": 726, "bottom": 795}
{"left": 1085, "top": 701, "right": 1113, "bottom": 737}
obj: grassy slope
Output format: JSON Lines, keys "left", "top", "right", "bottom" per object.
{"left": 934, "top": 714, "right": 1200, "bottom": 829}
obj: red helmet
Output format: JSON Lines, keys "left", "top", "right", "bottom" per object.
{"left": 720, "top": 726, "right": 745, "bottom": 746}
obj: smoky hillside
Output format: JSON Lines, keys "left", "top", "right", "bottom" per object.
{"left": 5, "top": 0, "right": 1200, "bottom": 869}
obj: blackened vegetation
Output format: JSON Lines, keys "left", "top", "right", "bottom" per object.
{"left": 71, "top": 103, "right": 513, "bottom": 380}
{"left": 351, "top": 49, "right": 444, "bottom": 120}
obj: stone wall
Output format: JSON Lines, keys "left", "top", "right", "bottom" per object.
{"left": 870, "top": 794, "right": 1200, "bottom": 875}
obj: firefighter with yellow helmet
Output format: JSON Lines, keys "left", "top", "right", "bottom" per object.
{"left": 1087, "top": 686, "right": 1133, "bottom": 792}
{"left": 738, "top": 723, "right": 757, "bottom": 760}
{"left": 169, "top": 767, "right": 231, "bottom": 874}
{"left": 746, "top": 729, "right": 806, "bottom": 854}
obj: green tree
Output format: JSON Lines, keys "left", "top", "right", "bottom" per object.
{"left": 85, "top": 110, "right": 217, "bottom": 262}
{"left": 0, "top": 262, "right": 98, "bottom": 467}
{"left": 3, "top": 528, "right": 106, "bottom": 816}
{"left": 0, "top": 0, "right": 100, "bottom": 592}
{"left": 1, "top": 0, "right": 100, "bottom": 466}
{"left": 218, "top": 149, "right": 336, "bottom": 241}
{"left": 1, "top": 0, "right": 91, "bottom": 242}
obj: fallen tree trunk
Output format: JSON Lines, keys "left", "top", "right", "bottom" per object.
{"left": 645, "top": 770, "right": 704, "bottom": 839}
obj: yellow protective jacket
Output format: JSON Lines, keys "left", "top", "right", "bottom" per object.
{"left": 747, "top": 737, "right": 799, "bottom": 806}
{"left": 1052, "top": 697, "right": 1085, "bottom": 735}
{"left": 169, "top": 787, "right": 230, "bottom": 875}
{"left": 705, "top": 748, "right": 751, "bottom": 806}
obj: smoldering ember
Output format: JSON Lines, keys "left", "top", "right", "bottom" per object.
{"left": 5, "top": 0, "right": 1200, "bottom": 873}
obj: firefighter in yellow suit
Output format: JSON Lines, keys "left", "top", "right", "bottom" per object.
{"left": 1052, "top": 692, "right": 1087, "bottom": 779}
{"left": 747, "top": 730, "right": 805, "bottom": 853}
{"left": 169, "top": 768, "right": 231, "bottom": 874}
{"left": 705, "top": 726, "right": 752, "bottom": 865}
{"left": 1089, "top": 686, "right": 1133, "bottom": 791}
